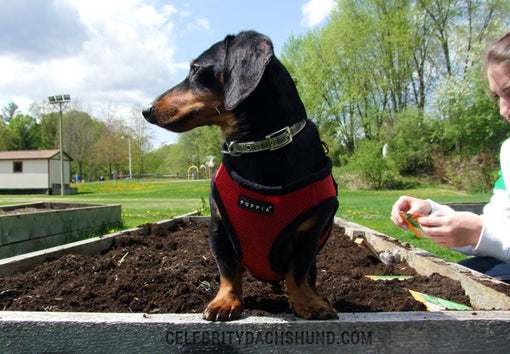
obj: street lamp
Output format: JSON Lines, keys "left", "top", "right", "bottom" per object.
{"left": 121, "top": 136, "right": 132, "bottom": 179}
{"left": 48, "top": 94, "right": 71, "bottom": 195}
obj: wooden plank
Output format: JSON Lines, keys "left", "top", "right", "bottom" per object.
{"left": 0, "top": 232, "right": 74, "bottom": 259}
{"left": 1, "top": 311, "right": 509, "bottom": 353}
{"left": 0, "top": 203, "right": 121, "bottom": 259}
{"left": 0, "top": 231, "right": 118, "bottom": 276}
{"left": 0, "top": 204, "right": 121, "bottom": 242}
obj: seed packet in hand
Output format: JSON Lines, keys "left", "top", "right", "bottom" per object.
{"left": 400, "top": 211, "right": 428, "bottom": 238}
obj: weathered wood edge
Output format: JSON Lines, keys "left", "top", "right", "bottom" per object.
{"left": 1, "top": 311, "right": 509, "bottom": 353}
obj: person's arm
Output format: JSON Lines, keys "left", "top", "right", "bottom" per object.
{"left": 475, "top": 214, "right": 510, "bottom": 262}
{"left": 471, "top": 139, "right": 510, "bottom": 262}
{"left": 392, "top": 197, "right": 480, "bottom": 255}
{"left": 418, "top": 211, "right": 483, "bottom": 251}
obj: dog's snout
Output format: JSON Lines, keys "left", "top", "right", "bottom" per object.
{"left": 142, "top": 105, "right": 154, "bottom": 121}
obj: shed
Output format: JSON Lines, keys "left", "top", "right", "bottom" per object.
{"left": 0, "top": 150, "right": 75, "bottom": 195}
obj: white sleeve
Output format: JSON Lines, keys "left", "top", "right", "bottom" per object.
{"left": 426, "top": 199, "right": 475, "bottom": 255}
{"left": 427, "top": 199, "right": 455, "bottom": 214}
{"left": 472, "top": 139, "right": 510, "bottom": 262}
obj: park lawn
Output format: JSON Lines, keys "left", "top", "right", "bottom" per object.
{"left": 0, "top": 179, "right": 491, "bottom": 263}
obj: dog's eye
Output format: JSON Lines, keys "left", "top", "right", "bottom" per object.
{"left": 190, "top": 64, "right": 201, "bottom": 78}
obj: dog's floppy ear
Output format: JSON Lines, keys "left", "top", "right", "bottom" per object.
{"left": 223, "top": 32, "right": 274, "bottom": 110}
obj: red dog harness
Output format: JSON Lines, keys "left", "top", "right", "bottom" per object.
{"left": 212, "top": 160, "right": 338, "bottom": 281}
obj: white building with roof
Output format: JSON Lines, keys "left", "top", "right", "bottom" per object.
{"left": 0, "top": 150, "right": 74, "bottom": 194}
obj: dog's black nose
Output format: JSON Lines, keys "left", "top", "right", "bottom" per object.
{"left": 142, "top": 105, "right": 154, "bottom": 121}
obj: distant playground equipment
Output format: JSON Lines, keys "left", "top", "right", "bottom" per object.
{"left": 188, "top": 157, "right": 215, "bottom": 180}
{"left": 187, "top": 166, "right": 199, "bottom": 180}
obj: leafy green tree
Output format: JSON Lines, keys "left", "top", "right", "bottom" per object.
{"left": 434, "top": 70, "right": 509, "bottom": 156}
{"left": 282, "top": 0, "right": 509, "bottom": 190}
{"left": 283, "top": 0, "right": 417, "bottom": 154}
{"left": 64, "top": 110, "right": 100, "bottom": 179}
{"left": 0, "top": 121, "right": 9, "bottom": 150}
{"left": 38, "top": 113, "right": 59, "bottom": 149}
{"left": 5, "top": 113, "right": 40, "bottom": 150}
{"left": 149, "top": 143, "right": 187, "bottom": 177}
{"left": 1, "top": 102, "right": 18, "bottom": 122}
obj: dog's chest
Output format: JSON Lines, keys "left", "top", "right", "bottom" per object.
{"left": 212, "top": 162, "right": 337, "bottom": 281}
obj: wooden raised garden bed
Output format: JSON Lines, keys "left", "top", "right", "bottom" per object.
{"left": 0, "top": 215, "right": 508, "bottom": 352}
{"left": 0, "top": 202, "right": 121, "bottom": 259}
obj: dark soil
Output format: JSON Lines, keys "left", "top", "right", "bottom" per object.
{"left": 0, "top": 220, "right": 472, "bottom": 315}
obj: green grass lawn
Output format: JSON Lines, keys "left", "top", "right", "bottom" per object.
{"left": 0, "top": 179, "right": 491, "bottom": 263}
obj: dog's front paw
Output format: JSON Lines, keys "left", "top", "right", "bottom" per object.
{"left": 203, "top": 298, "right": 243, "bottom": 321}
{"left": 290, "top": 297, "right": 338, "bottom": 320}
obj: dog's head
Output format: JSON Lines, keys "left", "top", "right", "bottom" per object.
{"left": 142, "top": 31, "right": 274, "bottom": 133}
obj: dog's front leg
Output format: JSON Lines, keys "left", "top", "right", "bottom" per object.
{"left": 203, "top": 204, "right": 244, "bottom": 321}
{"left": 203, "top": 263, "right": 244, "bottom": 321}
{"left": 285, "top": 267, "right": 337, "bottom": 320}
{"left": 285, "top": 218, "right": 338, "bottom": 320}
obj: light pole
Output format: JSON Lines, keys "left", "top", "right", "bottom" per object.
{"left": 122, "top": 136, "right": 132, "bottom": 179}
{"left": 48, "top": 94, "right": 71, "bottom": 195}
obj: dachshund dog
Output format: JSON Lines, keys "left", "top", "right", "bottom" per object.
{"left": 143, "top": 31, "right": 339, "bottom": 321}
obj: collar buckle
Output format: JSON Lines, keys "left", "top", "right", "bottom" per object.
{"left": 266, "top": 126, "right": 292, "bottom": 150}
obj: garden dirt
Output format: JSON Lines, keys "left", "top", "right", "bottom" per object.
{"left": 0, "top": 220, "right": 472, "bottom": 315}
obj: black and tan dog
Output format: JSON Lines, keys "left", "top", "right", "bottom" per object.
{"left": 143, "top": 31, "right": 339, "bottom": 321}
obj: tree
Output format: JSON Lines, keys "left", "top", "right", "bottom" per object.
{"left": 128, "top": 104, "right": 153, "bottom": 177}
{"left": 282, "top": 0, "right": 510, "bottom": 184}
{"left": 0, "top": 120, "right": 9, "bottom": 150}
{"left": 1, "top": 102, "right": 18, "bottom": 122}
{"left": 64, "top": 110, "right": 100, "bottom": 179}
{"left": 5, "top": 113, "right": 40, "bottom": 150}
{"left": 282, "top": 0, "right": 417, "bottom": 153}
{"left": 38, "top": 113, "right": 59, "bottom": 149}
{"left": 93, "top": 108, "right": 128, "bottom": 179}
{"left": 383, "top": 108, "right": 434, "bottom": 175}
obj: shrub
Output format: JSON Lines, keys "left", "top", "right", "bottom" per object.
{"left": 383, "top": 108, "right": 434, "bottom": 175}
{"left": 347, "top": 139, "right": 398, "bottom": 190}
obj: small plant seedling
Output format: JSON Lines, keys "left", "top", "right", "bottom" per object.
{"left": 118, "top": 251, "right": 129, "bottom": 265}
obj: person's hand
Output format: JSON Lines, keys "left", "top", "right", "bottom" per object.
{"left": 391, "top": 196, "right": 432, "bottom": 229}
{"left": 418, "top": 212, "right": 483, "bottom": 248}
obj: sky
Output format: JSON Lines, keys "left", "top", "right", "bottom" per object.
{"left": 0, "top": 0, "right": 336, "bottom": 147}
